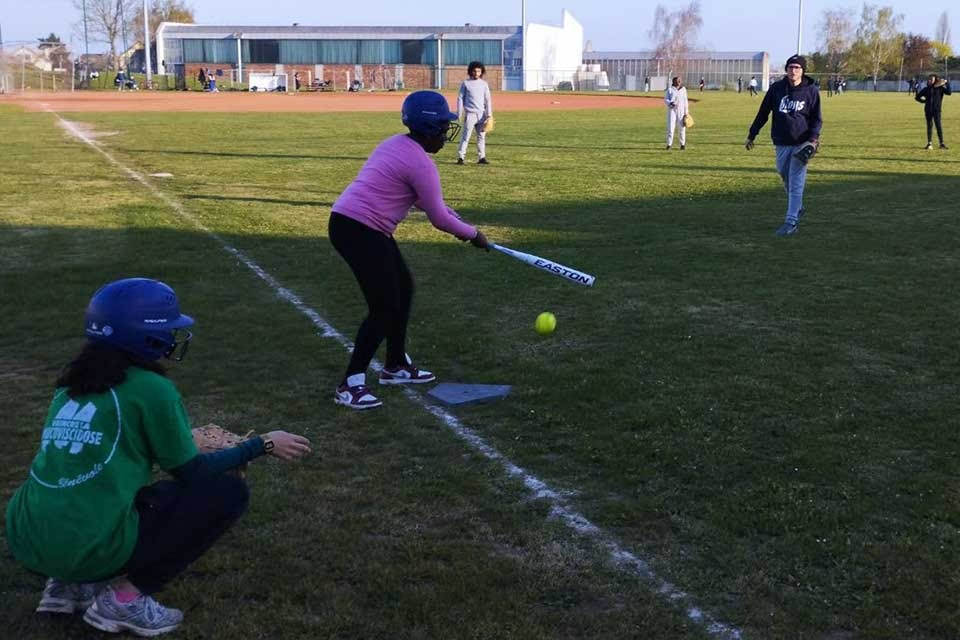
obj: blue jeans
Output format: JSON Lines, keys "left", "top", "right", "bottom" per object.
{"left": 120, "top": 474, "right": 249, "bottom": 594}
{"left": 775, "top": 145, "right": 808, "bottom": 226}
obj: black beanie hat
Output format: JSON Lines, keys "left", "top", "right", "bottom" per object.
{"left": 786, "top": 55, "right": 807, "bottom": 72}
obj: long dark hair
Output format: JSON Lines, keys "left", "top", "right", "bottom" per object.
{"left": 56, "top": 341, "right": 167, "bottom": 397}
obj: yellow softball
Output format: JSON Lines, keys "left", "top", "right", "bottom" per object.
{"left": 535, "top": 312, "right": 556, "bottom": 336}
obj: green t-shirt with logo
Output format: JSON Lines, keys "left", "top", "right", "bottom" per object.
{"left": 5, "top": 367, "right": 198, "bottom": 582}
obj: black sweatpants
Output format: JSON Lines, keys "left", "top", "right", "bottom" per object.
{"left": 926, "top": 110, "right": 944, "bottom": 144}
{"left": 329, "top": 212, "right": 414, "bottom": 382}
{"left": 122, "top": 474, "right": 249, "bottom": 594}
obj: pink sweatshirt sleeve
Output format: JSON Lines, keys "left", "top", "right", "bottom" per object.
{"left": 410, "top": 156, "right": 477, "bottom": 240}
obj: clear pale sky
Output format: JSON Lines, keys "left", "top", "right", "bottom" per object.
{"left": 1, "top": 0, "right": 950, "bottom": 69}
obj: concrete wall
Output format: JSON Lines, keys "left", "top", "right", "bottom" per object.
{"left": 523, "top": 9, "right": 583, "bottom": 91}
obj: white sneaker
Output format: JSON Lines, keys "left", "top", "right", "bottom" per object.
{"left": 83, "top": 586, "right": 183, "bottom": 636}
{"left": 36, "top": 577, "right": 104, "bottom": 614}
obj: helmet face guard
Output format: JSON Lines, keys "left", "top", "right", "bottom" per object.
{"left": 442, "top": 121, "right": 462, "bottom": 142}
{"left": 85, "top": 278, "right": 195, "bottom": 361}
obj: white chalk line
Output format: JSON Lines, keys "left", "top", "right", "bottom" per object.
{"left": 51, "top": 111, "right": 743, "bottom": 640}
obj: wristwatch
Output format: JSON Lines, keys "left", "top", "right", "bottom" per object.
{"left": 261, "top": 434, "right": 275, "bottom": 455}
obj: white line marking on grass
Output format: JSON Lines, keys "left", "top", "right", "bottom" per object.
{"left": 52, "top": 112, "right": 744, "bottom": 640}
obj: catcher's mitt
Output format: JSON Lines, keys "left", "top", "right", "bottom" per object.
{"left": 192, "top": 423, "right": 257, "bottom": 476}
{"left": 793, "top": 140, "right": 818, "bottom": 164}
{"left": 482, "top": 116, "right": 495, "bottom": 133}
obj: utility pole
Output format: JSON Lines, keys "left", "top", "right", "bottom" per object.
{"left": 82, "top": 0, "right": 90, "bottom": 86}
{"left": 0, "top": 23, "right": 5, "bottom": 94}
{"left": 142, "top": 0, "right": 152, "bottom": 88}
{"left": 521, "top": 0, "right": 526, "bottom": 90}
{"left": 797, "top": 0, "right": 804, "bottom": 54}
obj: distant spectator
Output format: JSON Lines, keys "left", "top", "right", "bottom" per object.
{"left": 737, "top": 76, "right": 743, "bottom": 93}
{"left": 664, "top": 76, "right": 689, "bottom": 150}
{"left": 115, "top": 70, "right": 125, "bottom": 92}
{"left": 644, "top": 76, "right": 650, "bottom": 92}
{"left": 698, "top": 76, "right": 705, "bottom": 92}
{"left": 916, "top": 74, "right": 952, "bottom": 150}
{"left": 748, "top": 76, "right": 758, "bottom": 96}
{"left": 294, "top": 72, "right": 301, "bottom": 91}
{"left": 197, "top": 68, "right": 206, "bottom": 90}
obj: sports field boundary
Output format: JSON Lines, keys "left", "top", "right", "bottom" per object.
{"left": 48, "top": 106, "right": 744, "bottom": 640}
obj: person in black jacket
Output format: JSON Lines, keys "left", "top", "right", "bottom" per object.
{"left": 916, "top": 75, "right": 952, "bottom": 150}
{"left": 745, "top": 55, "right": 822, "bottom": 236}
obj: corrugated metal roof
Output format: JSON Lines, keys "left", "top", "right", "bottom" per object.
{"left": 159, "top": 23, "right": 519, "bottom": 40}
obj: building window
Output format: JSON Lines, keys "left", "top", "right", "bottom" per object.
{"left": 441, "top": 40, "right": 502, "bottom": 65}
{"left": 183, "top": 39, "right": 238, "bottom": 63}
{"left": 243, "top": 39, "right": 279, "bottom": 64}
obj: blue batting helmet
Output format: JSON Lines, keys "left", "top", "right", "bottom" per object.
{"left": 401, "top": 90, "right": 458, "bottom": 137}
{"left": 84, "top": 278, "right": 194, "bottom": 361}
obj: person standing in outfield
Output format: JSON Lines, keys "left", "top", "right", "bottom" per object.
{"left": 738, "top": 76, "right": 743, "bottom": 93}
{"left": 664, "top": 76, "right": 689, "bottom": 150}
{"left": 699, "top": 76, "right": 705, "bottom": 92}
{"left": 329, "top": 91, "right": 490, "bottom": 410}
{"left": 915, "top": 75, "right": 952, "bottom": 150}
{"left": 745, "top": 55, "right": 822, "bottom": 237}
{"left": 748, "top": 76, "right": 758, "bottom": 96}
{"left": 456, "top": 61, "right": 493, "bottom": 165}
{"left": 4, "top": 278, "right": 312, "bottom": 637}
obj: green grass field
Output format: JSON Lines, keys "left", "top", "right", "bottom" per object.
{"left": 1, "top": 92, "right": 958, "bottom": 639}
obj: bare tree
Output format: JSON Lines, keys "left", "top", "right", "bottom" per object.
{"left": 72, "top": 0, "right": 139, "bottom": 70}
{"left": 817, "top": 8, "right": 855, "bottom": 75}
{"left": 649, "top": 1, "right": 703, "bottom": 77}
{"left": 935, "top": 11, "right": 951, "bottom": 48}
{"left": 129, "top": 0, "right": 195, "bottom": 41}
{"left": 851, "top": 4, "right": 904, "bottom": 89}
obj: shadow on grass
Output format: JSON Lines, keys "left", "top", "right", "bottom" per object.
{"left": 2, "top": 171, "right": 960, "bottom": 640}
{"left": 121, "top": 148, "right": 369, "bottom": 162}
{"left": 183, "top": 194, "right": 335, "bottom": 208}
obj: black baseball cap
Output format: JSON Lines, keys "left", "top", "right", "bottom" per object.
{"left": 785, "top": 55, "right": 807, "bottom": 71}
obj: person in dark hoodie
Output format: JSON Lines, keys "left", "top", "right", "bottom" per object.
{"left": 745, "top": 54, "right": 822, "bottom": 236}
{"left": 915, "top": 74, "right": 952, "bottom": 150}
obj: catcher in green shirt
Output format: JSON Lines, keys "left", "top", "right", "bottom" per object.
{"left": 5, "top": 278, "right": 312, "bottom": 637}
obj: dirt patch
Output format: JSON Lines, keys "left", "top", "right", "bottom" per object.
{"left": 3, "top": 90, "right": 661, "bottom": 114}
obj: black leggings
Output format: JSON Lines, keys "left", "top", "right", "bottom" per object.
{"left": 329, "top": 212, "right": 413, "bottom": 382}
{"left": 122, "top": 474, "right": 249, "bottom": 594}
{"left": 926, "top": 111, "right": 944, "bottom": 144}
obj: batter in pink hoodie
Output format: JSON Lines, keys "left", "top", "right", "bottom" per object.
{"left": 329, "top": 91, "right": 489, "bottom": 410}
